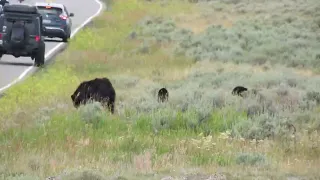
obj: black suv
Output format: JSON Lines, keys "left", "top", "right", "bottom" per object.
{"left": 0, "top": 4, "right": 45, "bottom": 67}
{"left": 0, "top": 0, "right": 9, "bottom": 7}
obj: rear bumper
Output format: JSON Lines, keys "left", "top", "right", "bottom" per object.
{"left": 43, "top": 26, "right": 67, "bottom": 38}
{"left": 0, "top": 43, "right": 39, "bottom": 57}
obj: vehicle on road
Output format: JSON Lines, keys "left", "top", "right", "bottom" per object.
{"left": 0, "top": 0, "right": 9, "bottom": 7}
{"left": 35, "top": 2, "right": 74, "bottom": 42}
{"left": 0, "top": 4, "right": 46, "bottom": 67}
{"left": 0, "top": 5, "right": 3, "bottom": 15}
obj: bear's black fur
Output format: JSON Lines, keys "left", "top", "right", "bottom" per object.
{"left": 158, "top": 88, "right": 169, "bottom": 103}
{"left": 71, "top": 77, "right": 116, "bottom": 114}
{"left": 232, "top": 86, "right": 248, "bottom": 97}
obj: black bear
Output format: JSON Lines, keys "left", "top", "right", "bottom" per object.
{"left": 158, "top": 88, "right": 169, "bottom": 103}
{"left": 232, "top": 86, "right": 248, "bottom": 97}
{"left": 71, "top": 77, "right": 116, "bottom": 114}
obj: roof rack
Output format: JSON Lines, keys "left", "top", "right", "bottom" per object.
{"left": 3, "top": 4, "right": 38, "bottom": 14}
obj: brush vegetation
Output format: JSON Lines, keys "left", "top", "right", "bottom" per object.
{"left": 1, "top": 0, "right": 320, "bottom": 179}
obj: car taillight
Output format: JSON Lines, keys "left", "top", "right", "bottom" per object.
{"left": 35, "top": 35, "right": 40, "bottom": 42}
{"left": 0, "top": 33, "right": 2, "bottom": 39}
{"left": 59, "top": 15, "right": 67, "bottom": 20}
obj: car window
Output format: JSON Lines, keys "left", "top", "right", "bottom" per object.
{"left": 63, "top": 5, "right": 69, "bottom": 16}
{"left": 37, "top": 6, "right": 62, "bottom": 16}
{"left": 3, "top": 18, "right": 38, "bottom": 35}
{"left": 24, "top": 20, "right": 38, "bottom": 35}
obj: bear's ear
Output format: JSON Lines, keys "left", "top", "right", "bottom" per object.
{"left": 71, "top": 92, "right": 81, "bottom": 101}
{"left": 71, "top": 94, "right": 75, "bottom": 101}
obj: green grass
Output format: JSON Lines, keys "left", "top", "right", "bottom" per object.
{"left": 1, "top": 0, "right": 320, "bottom": 179}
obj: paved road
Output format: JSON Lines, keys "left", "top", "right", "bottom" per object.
{"left": 0, "top": 0, "right": 102, "bottom": 92}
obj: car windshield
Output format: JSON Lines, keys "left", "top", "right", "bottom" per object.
{"left": 37, "top": 6, "right": 62, "bottom": 16}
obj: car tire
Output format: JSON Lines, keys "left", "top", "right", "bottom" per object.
{"left": 0, "top": 49, "right": 4, "bottom": 59}
{"left": 34, "top": 43, "right": 45, "bottom": 67}
{"left": 62, "top": 36, "right": 69, "bottom": 42}
{"left": 62, "top": 30, "right": 71, "bottom": 42}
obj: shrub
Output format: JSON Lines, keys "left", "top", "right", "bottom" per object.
{"left": 77, "top": 101, "right": 105, "bottom": 125}
{"left": 132, "top": 5, "right": 320, "bottom": 68}
{"left": 235, "top": 152, "right": 268, "bottom": 166}
{"left": 3, "top": 175, "right": 40, "bottom": 180}
{"left": 59, "top": 170, "right": 106, "bottom": 180}
{"left": 232, "top": 114, "right": 296, "bottom": 140}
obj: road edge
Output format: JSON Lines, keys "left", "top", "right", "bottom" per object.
{"left": 0, "top": 0, "right": 105, "bottom": 93}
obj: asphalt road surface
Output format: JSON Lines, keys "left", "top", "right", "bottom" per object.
{"left": 0, "top": 0, "right": 102, "bottom": 92}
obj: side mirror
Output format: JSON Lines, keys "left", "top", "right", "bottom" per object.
{"left": 69, "top": 13, "right": 74, "bottom": 17}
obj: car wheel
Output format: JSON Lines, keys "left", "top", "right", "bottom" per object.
{"left": 62, "top": 36, "right": 69, "bottom": 42}
{"left": 34, "top": 43, "right": 45, "bottom": 67}
{"left": 62, "top": 31, "right": 71, "bottom": 42}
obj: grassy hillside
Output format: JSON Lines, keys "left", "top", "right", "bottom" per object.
{"left": 1, "top": 0, "right": 320, "bottom": 179}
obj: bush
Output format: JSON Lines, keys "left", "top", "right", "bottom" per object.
{"left": 1, "top": 175, "right": 40, "bottom": 180}
{"left": 59, "top": 170, "right": 106, "bottom": 180}
{"left": 105, "top": 61, "right": 320, "bottom": 140}
{"left": 174, "top": 20, "right": 319, "bottom": 68}
{"left": 235, "top": 152, "right": 268, "bottom": 166}
{"left": 78, "top": 101, "right": 105, "bottom": 125}
{"left": 232, "top": 114, "right": 297, "bottom": 140}
{"left": 132, "top": 5, "right": 320, "bottom": 68}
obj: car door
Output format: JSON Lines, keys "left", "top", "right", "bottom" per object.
{"left": 0, "top": 15, "right": 5, "bottom": 46}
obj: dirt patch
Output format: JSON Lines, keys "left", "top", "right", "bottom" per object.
{"left": 64, "top": 50, "right": 109, "bottom": 63}
{"left": 174, "top": 11, "right": 244, "bottom": 34}
{"left": 294, "top": 69, "right": 317, "bottom": 77}
{"left": 189, "top": 60, "right": 320, "bottom": 79}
